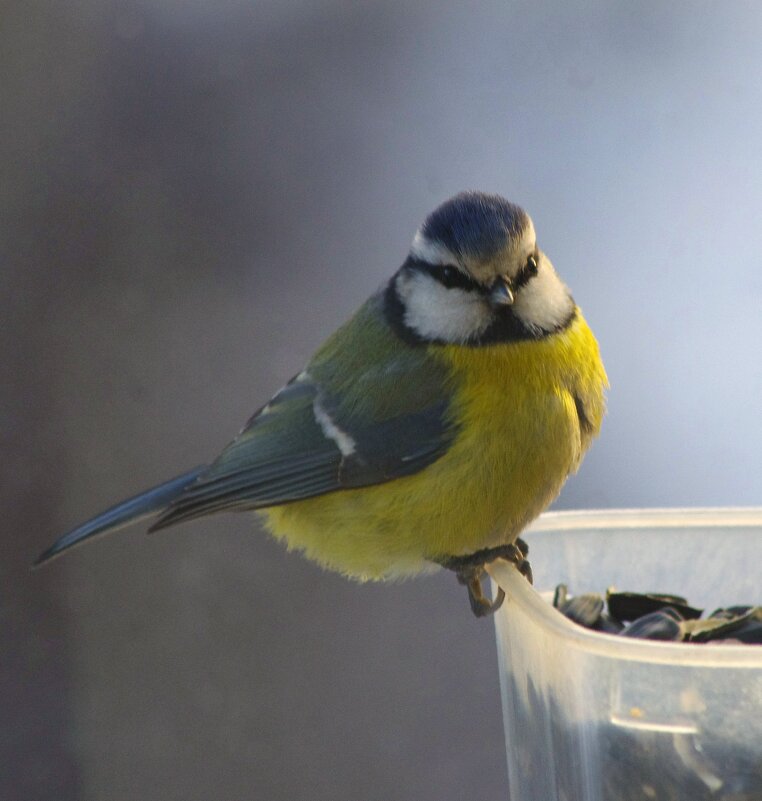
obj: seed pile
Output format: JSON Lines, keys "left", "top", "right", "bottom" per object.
{"left": 553, "top": 585, "right": 762, "bottom": 644}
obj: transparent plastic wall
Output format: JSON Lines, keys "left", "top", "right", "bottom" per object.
{"left": 490, "top": 509, "right": 762, "bottom": 801}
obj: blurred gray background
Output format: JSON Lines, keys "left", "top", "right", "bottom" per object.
{"left": 3, "top": 2, "right": 762, "bottom": 799}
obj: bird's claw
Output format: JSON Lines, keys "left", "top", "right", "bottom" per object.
{"left": 458, "top": 566, "right": 507, "bottom": 617}
{"left": 438, "top": 539, "right": 533, "bottom": 618}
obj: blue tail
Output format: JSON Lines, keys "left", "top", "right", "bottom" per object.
{"left": 34, "top": 466, "right": 207, "bottom": 566}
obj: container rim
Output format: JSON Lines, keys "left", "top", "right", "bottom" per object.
{"left": 526, "top": 506, "right": 762, "bottom": 532}
{"left": 488, "top": 507, "right": 762, "bottom": 668}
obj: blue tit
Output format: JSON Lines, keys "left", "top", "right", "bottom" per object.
{"left": 36, "top": 191, "right": 607, "bottom": 617}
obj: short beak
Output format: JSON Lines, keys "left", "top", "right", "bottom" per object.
{"left": 490, "top": 276, "right": 515, "bottom": 307}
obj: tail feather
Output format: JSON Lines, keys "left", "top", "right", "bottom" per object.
{"left": 34, "top": 466, "right": 207, "bottom": 566}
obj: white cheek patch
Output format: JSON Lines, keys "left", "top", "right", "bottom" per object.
{"left": 396, "top": 270, "right": 491, "bottom": 343}
{"left": 409, "top": 230, "right": 459, "bottom": 266}
{"left": 513, "top": 258, "right": 575, "bottom": 332}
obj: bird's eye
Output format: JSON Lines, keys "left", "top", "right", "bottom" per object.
{"left": 436, "top": 265, "right": 478, "bottom": 291}
{"left": 512, "top": 253, "right": 539, "bottom": 291}
{"left": 414, "top": 260, "right": 480, "bottom": 292}
{"left": 440, "top": 266, "right": 456, "bottom": 285}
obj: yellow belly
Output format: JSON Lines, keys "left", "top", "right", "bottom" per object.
{"left": 261, "top": 311, "right": 606, "bottom": 580}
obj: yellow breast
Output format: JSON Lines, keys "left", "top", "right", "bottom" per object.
{"left": 261, "top": 310, "right": 607, "bottom": 580}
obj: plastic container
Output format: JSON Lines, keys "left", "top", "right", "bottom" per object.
{"left": 489, "top": 508, "right": 762, "bottom": 801}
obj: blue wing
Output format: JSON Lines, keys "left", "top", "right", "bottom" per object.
{"left": 37, "top": 294, "right": 456, "bottom": 563}
{"left": 150, "top": 366, "right": 453, "bottom": 529}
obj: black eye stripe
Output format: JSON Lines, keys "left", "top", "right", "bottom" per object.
{"left": 406, "top": 254, "right": 538, "bottom": 295}
{"left": 438, "top": 265, "right": 479, "bottom": 291}
{"left": 414, "top": 261, "right": 481, "bottom": 292}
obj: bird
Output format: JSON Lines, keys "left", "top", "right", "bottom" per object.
{"left": 36, "top": 191, "right": 607, "bottom": 617}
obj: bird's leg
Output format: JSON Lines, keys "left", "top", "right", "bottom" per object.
{"left": 436, "top": 540, "right": 533, "bottom": 618}
{"left": 440, "top": 541, "right": 534, "bottom": 582}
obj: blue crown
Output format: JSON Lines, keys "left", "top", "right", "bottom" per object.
{"left": 421, "top": 192, "right": 530, "bottom": 261}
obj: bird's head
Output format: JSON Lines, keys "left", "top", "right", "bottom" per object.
{"left": 387, "top": 192, "right": 576, "bottom": 345}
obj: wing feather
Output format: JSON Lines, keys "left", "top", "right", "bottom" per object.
{"left": 152, "top": 294, "right": 456, "bottom": 531}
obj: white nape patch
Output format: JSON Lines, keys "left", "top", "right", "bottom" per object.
{"left": 395, "top": 269, "right": 492, "bottom": 343}
{"left": 313, "top": 398, "right": 356, "bottom": 456}
{"left": 410, "top": 230, "right": 459, "bottom": 266}
{"left": 513, "top": 253, "right": 575, "bottom": 332}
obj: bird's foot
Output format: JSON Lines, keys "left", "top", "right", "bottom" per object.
{"left": 436, "top": 540, "right": 533, "bottom": 618}
{"left": 456, "top": 565, "right": 506, "bottom": 618}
